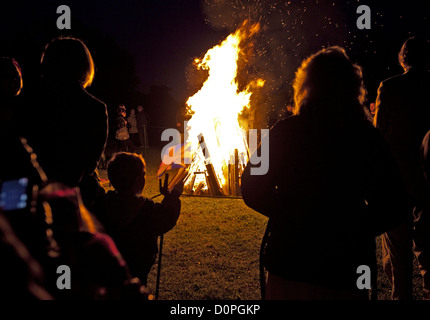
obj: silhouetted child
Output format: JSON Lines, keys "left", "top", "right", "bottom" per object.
{"left": 103, "top": 152, "right": 181, "bottom": 285}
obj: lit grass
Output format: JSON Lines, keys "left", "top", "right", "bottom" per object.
{"left": 146, "top": 195, "right": 267, "bottom": 300}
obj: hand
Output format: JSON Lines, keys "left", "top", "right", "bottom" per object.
{"left": 159, "top": 174, "right": 169, "bottom": 196}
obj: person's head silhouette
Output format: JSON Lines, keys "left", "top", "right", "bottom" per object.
{"left": 107, "top": 152, "right": 146, "bottom": 195}
{"left": 0, "top": 57, "right": 23, "bottom": 129}
{"left": 41, "top": 36, "right": 95, "bottom": 88}
{"left": 398, "top": 36, "right": 430, "bottom": 72}
{"left": 293, "top": 46, "right": 366, "bottom": 120}
{"left": 0, "top": 57, "right": 23, "bottom": 98}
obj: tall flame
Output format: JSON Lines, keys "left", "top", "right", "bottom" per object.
{"left": 185, "top": 22, "right": 264, "bottom": 195}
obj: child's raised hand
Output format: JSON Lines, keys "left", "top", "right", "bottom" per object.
{"left": 159, "top": 174, "right": 169, "bottom": 196}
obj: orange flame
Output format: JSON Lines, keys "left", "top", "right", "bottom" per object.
{"left": 185, "top": 21, "right": 264, "bottom": 195}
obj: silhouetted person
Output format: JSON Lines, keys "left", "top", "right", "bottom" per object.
{"left": 115, "top": 105, "right": 134, "bottom": 153}
{"left": 38, "top": 183, "right": 149, "bottom": 300}
{"left": 26, "top": 36, "right": 108, "bottom": 189}
{"left": 102, "top": 152, "right": 181, "bottom": 285}
{"left": 1, "top": 58, "right": 51, "bottom": 299}
{"left": 419, "top": 130, "right": 430, "bottom": 300}
{"left": 242, "top": 47, "right": 408, "bottom": 300}
{"left": 374, "top": 36, "right": 430, "bottom": 300}
{"left": 369, "top": 103, "right": 376, "bottom": 117}
{"left": 0, "top": 56, "right": 22, "bottom": 123}
{"left": 0, "top": 212, "right": 52, "bottom": 300}
{"left": 0, "top": 57, "right": 27, "bottom": 180}
{"left": 0, "top": 57, "right": 54, "bottom": 266}
{"left": 127, "top": 109, "right": 140, "bottom": 149}
{"left": 136, "top": 105, "right": 148, "bottom": 148}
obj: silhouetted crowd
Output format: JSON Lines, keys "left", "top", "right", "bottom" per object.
{"left": 1, "top": 35, "right": 430, "bottom": 300}
{"left": 113, "top": 104, "right": 148, "bottom": 154}
{"left": 0, "top": 37, "right": 180, "bottom": 300}
{"left": 242, "top": 36, "right": 430, "bottom": 300}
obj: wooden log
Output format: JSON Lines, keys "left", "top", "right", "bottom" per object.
{"left": 228, "top": 163, "right": 235, "bottom": 196}
{"left": 204, "top": 170, "right": 213, "bottom": 195}
{"left": 168, "top": 167, "right": 187, "bottom": 192}
{"left": 234, "top": 149, "right": 240, "bottom": 196}
{"left": 205, "top": 162, "right": 223, "bottom": 196}
{"left": 184, "top": 173, "right": 197, "bottom": 194}
{"left": 197, "top": 134, "right": 223, "bottom": 196}
{"left": 221, "top": 162, "right": 230, "bottom": 196}
{"left": 193, "top": 180, "right": 205, "bottom": 195}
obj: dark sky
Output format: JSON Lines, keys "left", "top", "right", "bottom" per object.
{"left": 0, "top": 0, "right": 227, "bottom": 102}
{"left": 1, "top": 0, "right": 429, "bottom": 106}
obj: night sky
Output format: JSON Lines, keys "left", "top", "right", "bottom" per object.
{"left": 0, "top": 0, "right": 225, "bottom": 102}
{"left": 1, "top": 0, "right": 429, "bottom": 125}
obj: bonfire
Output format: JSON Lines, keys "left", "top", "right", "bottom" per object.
{"left": 162, "top": 22, "right": 264, "bottom": 197}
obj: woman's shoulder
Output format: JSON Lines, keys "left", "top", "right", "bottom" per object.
{"left": 270, "top": 115, "right": 300, "bottom": 132}
{"left": 83, "top": 89, "right": 106, "bottom": 105}
{"left": 80, "top": 89, "right": 107, "bottom": 115}
{"left": 357, "top": 120, "right": 383, "bottom": 139}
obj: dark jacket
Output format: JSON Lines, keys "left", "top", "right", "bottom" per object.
{"left": 375, "top": 69, "right": 430, "bottom": 203}
{"left": 241, "top": 112, "right": 408, "bottom": 291}
{"left": 25, "top": 82, "right": 108, "bottom": 187}
{"left": 102, "top": 191, "right": 180, "bottom": 284}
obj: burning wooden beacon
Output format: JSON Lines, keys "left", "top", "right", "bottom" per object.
{"left": 178, "top": 135, "right": 248, "bottom": 197}
{"left": 173, "top": 21, "right": 263, "bottom": 198}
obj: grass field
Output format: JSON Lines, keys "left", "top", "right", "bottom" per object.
{"left": 101, "top": 146, "right": 424, "bottom": 300}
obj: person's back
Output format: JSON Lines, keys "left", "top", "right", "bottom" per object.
{"left": 242, "top": 47, "right": 408, "bottom": 299}
{"left": 127, "top": 110, "right": 138, "bottom": 134}
{"left": 0, "top": 57, "right": 31, "bottom": 182}
{"left": 104, "top": 191, "right": 180, "bottom": 285}
{"left": 375, "top": 68, "right": 430, "bottom": 201}
{"left": 26, "top": 37, "right": 108, "bottom": 187}
{"left": 0, "top": 57, "right": 52, "bottom": 264}
{"left": 33, "top": 84, "right": 107, "bottom": 186}
{"left": 103, "top": 152, "right": 181, "bottom": 285}
{"left": 245, "top": 112, "right": 406, "bottom": 294}
{"left": 374, "top": 36, "right": 430, "bottom": 300}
